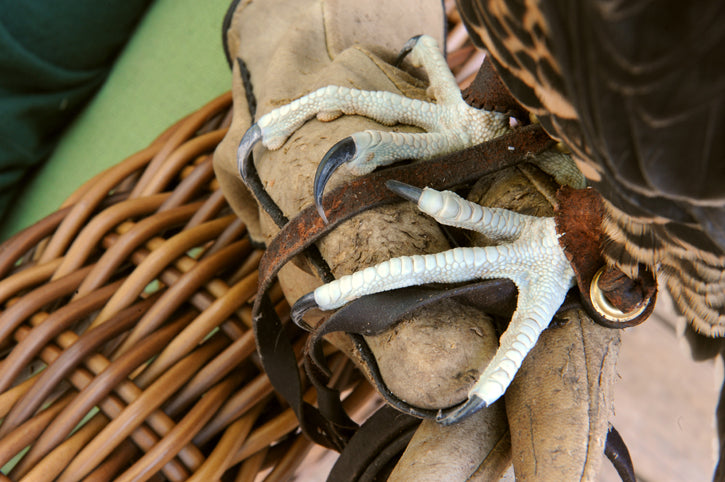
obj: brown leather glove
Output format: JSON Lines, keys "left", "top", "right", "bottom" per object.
{"left": 214, "top": 0, "right": 621, "bottom": 479}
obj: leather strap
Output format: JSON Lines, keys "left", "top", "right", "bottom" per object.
{"left": 605, "top": 425, "right": 636, "bottom": 482}
{"left": 464, "top": 56, "right": 527, "bottom": 119}
{"left": 257, "top": 123, "right": 553, "bottom": 290}
{"left": 305, "top": 281, "right": 518, "bottom": 419}
{"left": 326, "top": 405, "right": 421, "bottom": 482}
{"left": 555, "top": 186, "right": 657, "bottom": 328}
{"left": 248, "top": 59, "right": 653, "bottom": 451}
{"left": 250, "top": 60, "right": 551, "bottom": 450}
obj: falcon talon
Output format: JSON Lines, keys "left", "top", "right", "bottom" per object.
{"left": 393, "top": 34, "right": 423, "bottom": 67}
{"left": 438, "top": 394, "right": 487, "bottom": 426}
{"left": 241, "top": 34, "right": 510, "bottom": 211}
{"left": 236, "top": 33, "right": 618, "bottom": 423}
{"left": 305, "top": 186, "right": 576, "bottom": 419}
{"left": 385, "top": 179, "right": 424, "bottom": 204}
{"left": 313, "top": 137, "right": 358, "bottom": 222}
{"left": 237, "top": 123, "right": 262, "bottom": 181}
{"left": 290, "top": 292, "right": 319, "bottom": 332}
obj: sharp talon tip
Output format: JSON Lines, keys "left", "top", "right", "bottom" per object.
{"left": 385, "top": 180, "right": 423, "bottom": 204}
{"left": 291, "top": 292, "right": 319, "bottom": 332}
{"left": 394, "top": 34, "right": 423, "bottom": 67}
{"left": 313, "top": 137, "right": 357, "bottom": 220}
{"left": 238, "top": 124, "right": 263, "bottom": 181}
{"left": 437, "top": 395, "right": 487, "bottom": 425}
{"left": 316, "top": 203, "right": 329, "bottom": 224}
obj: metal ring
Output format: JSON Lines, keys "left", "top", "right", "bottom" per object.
{"left": 590, "top": 267, "right": 648, "bottom": 323}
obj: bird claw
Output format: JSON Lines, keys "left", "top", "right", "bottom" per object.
{"left": 313, "top": 137, "right": 358, "bottom": 223}
{"left": 385, "top": 179, "right": 425, "bottom": 204}
{"left": 237, "top": 34, "right": 510, "bottom": 220}
{"left": 437, "top": 394, "right": 487, "bottom": 426}
{"left": 393, "top": 34, "right": 423, "bottom": 67}
{"left": 290, "top": 292, "right": 318, "bottom": 332}
{"left": 237, "top": 123, "right": 262, "bottom": 181}
{"left": 291, "top": 182, "right": 576, "bottom": 420}
{"left": 241, "top": 34, "right": 580, "bottom": 423}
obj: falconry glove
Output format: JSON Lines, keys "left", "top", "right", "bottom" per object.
{"left": 214, "top": 0, "right": 626, "bottom": 479}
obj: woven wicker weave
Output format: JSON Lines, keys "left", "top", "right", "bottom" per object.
{"left": 0, "top": 6, "right": 481, "bottom": 481}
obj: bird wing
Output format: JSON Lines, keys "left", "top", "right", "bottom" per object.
{"left": 458, "top": 0, "right": 725, "bottom": 335}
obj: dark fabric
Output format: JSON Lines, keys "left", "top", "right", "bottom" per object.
{"left": 0, "top": 0, "right": 153, "bottom": 219}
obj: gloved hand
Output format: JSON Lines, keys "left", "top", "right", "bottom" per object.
{"left": 214, "top": 0, "right": 622, "bottom": 479}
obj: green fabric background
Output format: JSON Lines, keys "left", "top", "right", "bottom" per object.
{"left": 0, "top": 0, "right": 153, "bottom": 222}
{"left": 0, "top": 0, "right": 232, "bottom": 239}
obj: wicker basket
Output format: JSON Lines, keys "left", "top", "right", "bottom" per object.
{"left": 0, "top": 5, "right": 481, "bottom": 480}
{"left": 0, "top": 91, "right": 348, "bottom": 481}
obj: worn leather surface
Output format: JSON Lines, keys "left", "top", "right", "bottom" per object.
{"left": 215, "top": 0, "right": 621, "bottom": 478}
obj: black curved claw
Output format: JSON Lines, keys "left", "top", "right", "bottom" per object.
{"left": 385, "top": 180, "right": 423, "bottom": 204}
{"left": 237, "top": 123, "right": 262, "bottom": 181}
{"left": 313, "top": 137, "right": 357, "bottom": 223}
{"left": 394, "top": 34, "right": 423, "bottom": 68}
{"left": 436, "top": 394, "right": 487, "bottom": 426}
{"left": 290, "top": 292, "right": 318, "bottom": 332}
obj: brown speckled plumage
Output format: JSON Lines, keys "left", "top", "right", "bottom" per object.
{"left": 458, "top": 0, "right": 725, "bottom": 335}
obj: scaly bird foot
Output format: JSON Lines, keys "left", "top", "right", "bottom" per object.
{"left": 292, "top": 183, "right": 576, "bottom": 424}
{"left": 238, "top": 34, "right": 583, "bottom": 220}
{"left": 238, "top": 34, "right": 583, "bottom": 423}
{"left": 237, "top": 34, "right": 510, "bottom": 220}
